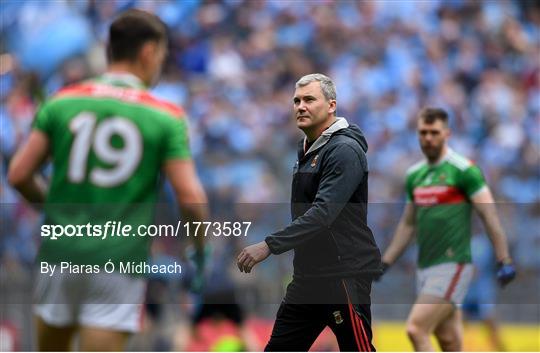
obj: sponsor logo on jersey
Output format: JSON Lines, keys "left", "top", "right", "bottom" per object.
{"left": 414, "top": 185, "right": 466, "bottom": 206}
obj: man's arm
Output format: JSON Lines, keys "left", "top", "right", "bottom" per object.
{"left": 237, "top": 143, "right": 366, "bottom": 273}
{"left": 264, "top": 143, "right": 366, "bottom": 255}
{"left": 163, "top": 159, "right": 209, "bottom": 252}
{"left": 381, "top": 202, "right": 416, "bottom": 266}
{"left": 470, "top": 187, "right": 510, "bottom": 262}
{"left": 471, "top": 187, "right": 516, "bottom": 287}
{"left": 164, "top": 159, "right": 209, "bottom": 291}
{"left": 7, "top": 130, "right": 49, "bottom": 204}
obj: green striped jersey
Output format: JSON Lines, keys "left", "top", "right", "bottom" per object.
{"left": 405, "top": 148, "right": 487, "bottom": 268}
{"left": 32, "top": 73, "right": 190, "bottom": 267}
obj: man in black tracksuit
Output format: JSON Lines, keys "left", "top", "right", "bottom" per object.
{"left": 237, "top": 73, "right": 381, "bottom": 351}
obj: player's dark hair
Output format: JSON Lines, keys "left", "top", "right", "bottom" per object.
{"left": 418, "top": 107, "right": 449, "bottom": 125}
{"left": 107, "top": 9, "right": 167, "bottom": 62}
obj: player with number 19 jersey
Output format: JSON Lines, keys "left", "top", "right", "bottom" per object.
{"left": 405, "top": 149, "right": 487, "bottom": 268}
{"left": 33, "top": 73, "right": 190, "bottom": 266}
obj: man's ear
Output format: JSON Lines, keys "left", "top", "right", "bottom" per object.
{"left": 138, "top": 41, "right": 157, "bottom": 65}
{"left": 444, "top": 126, "right": 451, "bottom": 138}
{"left": 328, "top": 100, "right": 337, "bottom": 115}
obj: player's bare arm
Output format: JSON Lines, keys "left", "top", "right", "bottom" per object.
{"left": 7, "top": 130, "right": 49, "bottom": 204}
{"left": 164, "top": 159, "right": 209, "bottom": 251}
{"left": 471, "top": 187, "right": 516, "bottom": 287}
{"left": 470, "top": 187, "right": 511, "bottom": 262}
{"left": 382, "top": 202, "right": 417, "bottom": 266}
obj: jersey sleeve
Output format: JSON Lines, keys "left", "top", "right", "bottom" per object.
{"left": 163, "top": 116, "right": 191, "bottom": 161}
{"left": 405, "top": 173, "right": 415, "bottom": 202}
{"left": 31, "top": 102, "right": 53, "bottom": 135}
{"left": 460, "top": 164, "right": 487, "bottom": 198}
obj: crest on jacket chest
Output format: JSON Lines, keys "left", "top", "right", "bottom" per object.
{"left": 311, "top": 154, "right": 319, "bottom": 168}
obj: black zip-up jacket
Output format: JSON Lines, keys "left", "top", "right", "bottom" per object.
{"left": 265, "top": 118, "right": 381, "bottom": 278}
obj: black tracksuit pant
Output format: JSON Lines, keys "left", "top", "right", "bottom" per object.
{"left": 265, "top": 276, "right": 375, "bottom": 352}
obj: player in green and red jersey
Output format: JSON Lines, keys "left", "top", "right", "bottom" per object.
{"left": 377, "top": 108, "right": 515, "bottom": 351}
{"left": 8, "top": 9, "right": 208, "bottom": 351}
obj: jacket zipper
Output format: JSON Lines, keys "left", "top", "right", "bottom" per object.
{"left": 328, "top": 227, "right": 341, "bottom": 262}
{"left": 299, "top": 145, "right": 341, "bottom": 262}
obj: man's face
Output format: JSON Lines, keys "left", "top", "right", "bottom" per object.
{"left": 417, "top": 119, "right": 450, "bottom": 161}
{"left": 293, "top": 81, "right": 335, "bottom": 133}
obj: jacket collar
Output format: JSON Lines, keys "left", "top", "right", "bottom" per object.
{"left": 302, "top": 117, "right": 349, "bottom": 156}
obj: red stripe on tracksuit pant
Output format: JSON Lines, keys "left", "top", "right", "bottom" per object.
{"left": 444, "top": 264, "right": 464, "bottom": 301}
{"left": 264, "top": 277, "right": 375, "bottom": 352}
{"left": 356, "top": 314, "right": 371, "bottom": 352}
{"left": 347, "top": 300, "right": 365, "bottom": 351}
{"left": 343, "top": 280, "right": 371, "bottom": 351}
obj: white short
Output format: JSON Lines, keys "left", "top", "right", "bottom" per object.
{"left": 34, "top": 271, "right": 146, "bottom": 332}
{"left": 416, "top": 262, "right": 474, "bottom": 305}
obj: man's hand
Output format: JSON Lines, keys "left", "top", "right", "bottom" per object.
{"left": 237, "top": 241, "right": 271, "bottom": 273}
{"left": 496, "top": 259, "right": 516, "bottom": 288}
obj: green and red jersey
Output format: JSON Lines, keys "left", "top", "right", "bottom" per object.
{"left": 32, "top": 73, "right": 190, "bottom": 266}
{"left": 405, "top": 148, "right": 487, "bottom": 268}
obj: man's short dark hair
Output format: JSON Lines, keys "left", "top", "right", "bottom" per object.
{"left": 107, "top": 9, "right": 167, "bottom": 62}
{"left": 418, "top": 107, "right": 449, "bottom": 125}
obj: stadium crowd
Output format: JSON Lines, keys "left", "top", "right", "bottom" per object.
{"left": 1, "top": 0, "right": 539, "bottom": 349}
